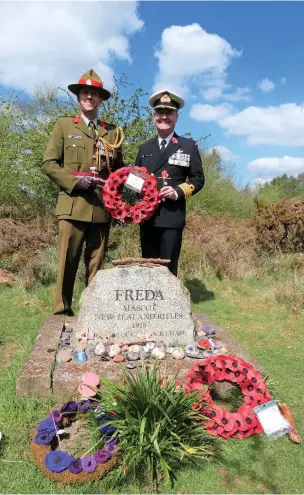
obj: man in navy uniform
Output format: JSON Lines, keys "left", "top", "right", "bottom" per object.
{"left": 135, "top": 89, "right": 205, "bottom": 276}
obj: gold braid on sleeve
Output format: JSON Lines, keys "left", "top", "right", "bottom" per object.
{"left": 177, "top": 183, "right": 195, "bottom": 198}
{"left": 96, "top": 126, "right": 124, "bottom": 172}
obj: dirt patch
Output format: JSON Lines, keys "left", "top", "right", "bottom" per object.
{"left": 0, "top": 269, "right": 14, "bottom": 285}
{"left": 0, "top": 342, "right": 20, "bottom": 370}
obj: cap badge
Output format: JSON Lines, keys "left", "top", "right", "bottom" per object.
{"left": 160, "top": 93, "right": 172, "bottom": 103}
{"left": 86, "top": 79, "right": 92, "bottom": 85}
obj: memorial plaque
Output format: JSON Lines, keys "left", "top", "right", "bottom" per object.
{"left": 76, "top": 265, "right": 195, "bottom": 346}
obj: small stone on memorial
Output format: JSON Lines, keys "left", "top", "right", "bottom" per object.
{"left": 151, "top": 347, "right": 165, "bottom": 360}
{"left": 146, "top": 342, "right": 155, "bottom": 351}
{"left": 139, "top": 351, "right": 150, "bottom": 360}
{"left": 113, "top": 354, "right": 125, "bottom": 363}
{"left": 197, "top": 329, "right": 207, "bottom": 337}
{"left": 108, "top": 344, "right": 121, "bottom": 358}
{"left": 57, "top": 349, "right": 72, "bottom": 363}
{"left": 171, "top": 347, "right": 185, "bottom": 360}
{"left": 126, "top": 363, "right": 137, "bottom": 369}
{"left": 185, "top": 345, "right": 200, "bottom": 358}
{"left": 94, "top": 342, "right": 106, "bottom": 356}
{"left": 197, "top": 339, "right": 211, "bottom": 350}
{"left": 129, "top": 344, "right": 141, "bottom": 353}
{"left": 126, "top": 351, "right": 140, "bottom": 361}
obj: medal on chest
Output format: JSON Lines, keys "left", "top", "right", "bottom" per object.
{"left": 168, "top": 149, "right": 190, "bottom": 167}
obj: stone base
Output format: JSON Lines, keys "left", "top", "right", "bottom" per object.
{"left": 16, "top": 313, "right": 265, "bottom": 400}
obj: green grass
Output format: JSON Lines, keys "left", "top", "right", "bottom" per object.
{"left": 0, "top": 272, "right": 303, "bottom": 494}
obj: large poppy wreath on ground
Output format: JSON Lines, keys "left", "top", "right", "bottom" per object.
{"left": 102, "top": 166, "right": 160, "bottom": 224}
{"left": 31, "top": 399, "right": 119, "bottom": 484}
{"left": 185, "top": 354, "right": 273, "bottom": 439}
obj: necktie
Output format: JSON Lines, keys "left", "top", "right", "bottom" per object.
{"left": 88, "top": 121, "right": 96, "bottom": 139}
{"left": 160, "top": 139, "right": 167, "bottom": 153}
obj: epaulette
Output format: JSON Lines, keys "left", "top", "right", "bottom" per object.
{"left": 100, "top": 121, "right": 117, "bottom": 130}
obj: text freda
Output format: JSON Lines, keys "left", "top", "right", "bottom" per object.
{"left": 115, "top": 289, "right": 164, "bottom": 301}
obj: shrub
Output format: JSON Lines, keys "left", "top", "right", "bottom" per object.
{"left": 100, "top": 364, "right": 214, "bottom": 490}
{"left": 255, "top": 198, "right": 304, "bottom": 254}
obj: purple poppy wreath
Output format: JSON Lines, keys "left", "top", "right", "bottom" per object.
{"left": 31, "top": 399, "right": 119, "bottom": 484}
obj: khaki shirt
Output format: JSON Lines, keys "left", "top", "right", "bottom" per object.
{"left": 43, "top": 115, "right": 124, "bottom": 223}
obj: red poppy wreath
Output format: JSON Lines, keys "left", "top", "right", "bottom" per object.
{"left": 102, "top": 166, "right": 160, "bottom": 224}
{"left": 185, "top": 354, "right": 273, "bottom": 439}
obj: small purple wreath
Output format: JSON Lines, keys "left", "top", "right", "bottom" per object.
{"left": 33, "top": 400, "right": 119, "bottom": 475}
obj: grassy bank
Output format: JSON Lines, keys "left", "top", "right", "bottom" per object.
{"left": 0, "top": 268, "right": 303, "bottom": 494}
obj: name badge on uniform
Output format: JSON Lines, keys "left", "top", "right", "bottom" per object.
{"left": 68, "top": 134, "right": 82, "bottom": 139}
{"left": 168, "top": 150, "right": 190, "bottom": 167}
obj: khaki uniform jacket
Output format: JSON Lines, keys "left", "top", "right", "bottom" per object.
{"left": 43, "top": 116, "right": 124, "bottom": 223}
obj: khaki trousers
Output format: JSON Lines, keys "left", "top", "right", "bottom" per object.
{"left": 54, "top": 219, "right": 110, "bottom": 314}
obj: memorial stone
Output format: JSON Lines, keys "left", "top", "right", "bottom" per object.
{"left": 76, "top": 265, "right": 195, "bottom": 346}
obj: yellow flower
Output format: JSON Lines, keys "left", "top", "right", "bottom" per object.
{"left": 185, "top": 447, "right": 196, "bottom": 455}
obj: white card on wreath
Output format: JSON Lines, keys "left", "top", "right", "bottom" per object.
{"left": 253, "top": 400, "right": 292, "bottom": 440}
{"left": 125, "top": 172, "right": 145, "bottom": 193}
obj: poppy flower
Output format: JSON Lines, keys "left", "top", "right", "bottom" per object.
{"left": 98, "top": 413, "right": 116, "bottom": 425}
{"left": 81, "top": 455, "right": 97, "bottom": 473}
{"left": 60, "top": 401, "right": 78, "bottom": 413}
{"left": 49, "top": 410, "right": 62, "bottom": 424}
{"left": 37, "top": 417, "right": 58, "bottom": 432}
{"left": 77, "top": 400, "right": 90, "bottom": 413}
{"left": 44, "top": 450, "right": 73, "bottom": 473}
{"left": 253, "top": 421, "right": 263, "bottom": 434}
{"left": 219, "top": 414, "right": 236, "bottom": 432}
{"left": 240, "top": 379, "right": 256, "bottom": 396}
{"left": 204, "top": 420, "right": 225, "bottom": 436}
{"left": 186, "top": 369, "right": 198, "bottom": 381}
{"left": 190, "top": 382, "right": 207, "bottom": 391}
{"left": 236, "top": 407, "right": 258, "bottom": 431}
{"left": 242, "top": 427, "right": 256, "bottom": 438}
{"left": 94, "top": 449, "right": 111, "bottom": 464}
{"left": 100, "top": 424, "right": 116, "bottom": 436}
{"left": 34, "top": 430, "right": 57, "bottom": 445}
{"left": 105, "top": 438, "right": 119, "bottom": 453}
{"left": 172, "top": 136, "right": 178, "bottom": 144}
{"left": 69, "top": 458, "right": 83, "bottom": 474}
{"left": 220, "top": 426, "right": 238, "bottom": 439}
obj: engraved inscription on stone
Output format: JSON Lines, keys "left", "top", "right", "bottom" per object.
{"left": 76, "top": 265, "right": 195, "bottom": 345}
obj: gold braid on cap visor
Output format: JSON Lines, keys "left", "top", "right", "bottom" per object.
{"left": 96, "top": 126, "right": 124, "bottom": 172}
{"left": 177, "top": 183, "right": 195, "bottom": 198}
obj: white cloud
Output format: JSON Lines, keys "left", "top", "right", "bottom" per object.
{"left": 203, "top": 85, "right": 251, "bottom": 102}
{"left": 250, "top": 177, "right": 272, "bottom": 190}
{"left": 191, "top": 102, "right": 304, "bottom": 147}
{"left": 153, "top": 23, "right": 241, "bottom": 97}
{"left": 224, "top": 86, "right": 251, "bottom": 102}
{"left": 248, "top": 156, "right": 304, "bottom": 178}
{"left": 190, "top": 103, "right": 234, "bottom": 121}
{"left": 221, "top": 104, "right": 304, "bottom": 146}
{"left": 212, "top": 145, "right": 239, "bottom": 162}
{"left": 0, "top": 2, "right": 143, "bottom": 92}
{"left": 257, "top": 78, "right": 275, "bottom": 93}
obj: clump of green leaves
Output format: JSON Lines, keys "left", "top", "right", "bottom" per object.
{"left": 100, "top": 364, "right": 215, "bottom": 490}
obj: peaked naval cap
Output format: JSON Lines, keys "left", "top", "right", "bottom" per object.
{"left": 149, "top": 89, "right": 184, "bottom": 111}
{"left": 68, "top": 69, "right": 111, "bottom": 100}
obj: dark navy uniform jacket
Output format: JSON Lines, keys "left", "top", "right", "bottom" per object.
{"left": 135, "top": 133, "right": 205, "bottom": 229}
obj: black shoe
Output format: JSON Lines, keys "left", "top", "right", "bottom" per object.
{"left": 53, "top": 309, "right": 75, "bottom": 317}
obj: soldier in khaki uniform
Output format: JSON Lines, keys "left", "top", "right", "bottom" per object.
{"left": 43, "top": 70, "right": 124, "bottom": 315}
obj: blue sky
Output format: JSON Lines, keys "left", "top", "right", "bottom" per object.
{"left": 2, "top": 1, "right": 304, "bottom": 187}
